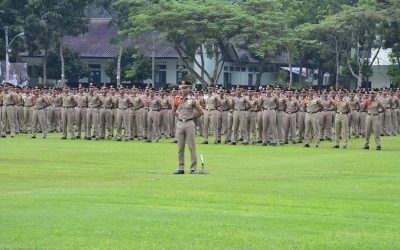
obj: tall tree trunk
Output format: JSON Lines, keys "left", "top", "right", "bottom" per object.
{"left": 299, "top": 64, "right": 303, "bottom": 84}
{"left": 60, "top": 34, "right": 65, "bottom": 86}
{"left": 286, "top": 46, "right": 293, "bottom": 89}
{"left": 256, "top": 64, "right": 263, "bottom": 88}
{"left": 43, "top": 48, "right": 48, "bottom": 87}
{"left": 357, "top": 58, "right": 363, "bottom": 88}
{"left": 335, "top": 37, "right": 340, "bottom": 90}
{"left": 117, "top": 46, "right": 123, "bottom": 87}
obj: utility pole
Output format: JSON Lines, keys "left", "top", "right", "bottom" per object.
{"left": 5, "top": 26, "right": 9, "bottom": 82}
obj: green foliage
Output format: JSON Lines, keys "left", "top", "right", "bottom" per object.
{"left": 105, "top": 46, "right": 152, "bottom": 83}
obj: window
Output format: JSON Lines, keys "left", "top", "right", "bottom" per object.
{"left": 88, "top": 64, "right": 101, "bottom": 84}
{"left": 235, "top": 67, "right": 240, "bottom": 71}
{"left": 230, "top": 66, "right": 234, "bottom": 71}
{"left": 248, "top": 73, "right": 253, "bottom": 86}
{"left": 224, "top": 66, "right": 228, "bottom": 71}
{"left": 248, "top": 68, "right": 253, "bottom": 72}
{"left": 241, "top": 67, "right": 246, "bottom": 72}
{"left": 224, "top": 72, "right": 232, "bottom": 89}
{"left": 155, "top": 64, "right": 167, "bottom": 88}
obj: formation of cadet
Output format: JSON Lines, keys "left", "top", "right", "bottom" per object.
{"left": 1, "top": 81, "right": 399, "bottom": 151}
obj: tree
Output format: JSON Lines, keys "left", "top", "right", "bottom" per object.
{"left": 122, "top": 0, "right": 245, "bottom": 87}
{"left": 28, "top": 0, "right": 93, "bottom": 85}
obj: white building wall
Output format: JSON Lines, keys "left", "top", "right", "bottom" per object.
{"left": 370, "top": 65, "right": 390, "bottom": 88}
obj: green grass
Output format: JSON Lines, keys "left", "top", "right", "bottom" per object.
{"left": 0, "top": 133, "right": 399, "bottom": 249}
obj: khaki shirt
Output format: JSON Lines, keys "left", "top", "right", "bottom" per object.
{"left": 101, "top": 96, "right": 113, "bottom": 109}
{"left": 205, "top": 94, "right": 218, "bottom": 110}
{"left": 286, "top": 99, "right": 299, "bottom": 113}
{"left": 3, "top": 92, "right": 16, "bottom": 105}
{"left": 322, "top": 98, "right": 334, "bottom": 111}
{"left": 232, "top": 96, "right": 247, "bottom": 110}
{"left": 177, "top": 97, "right": 199, "bottom": 120}
{"left": 25, "top": 95, "right": 35, "bottom": 107}
{"left": 88, "top": 95, "right": 101, "bottom": 108}
{"left": 367, "top": 100, "right": 381, "bottom": 115}
{"left": 62, "top": 94, "right": 76, "bottom": 108}
{"left": 51, "top": 96, "right": 62, "bottom": 107}
{"left": 262, "top": 96, "right": 277, "bottom": 110}
{"left": 131, "top": 96, "right": 144, "bottom": 109}
{"left": 336, "top": 100, "right": 350, "bottom": 113}
{"left": 34, "top": 96, "right": 46, "bottom": 109}
{"left": 76, "top": 94, "right": 88, "bottom": 107}
{"left": 306, "top": 98, "right": 321, "bottom": 113}
{"left": 118, "top": 96, "right": 130, "bottom": 109}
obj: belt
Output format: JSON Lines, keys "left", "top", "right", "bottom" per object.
{"left": 205, "top": 109, "right": 216, "bottom": 111}
{"left": 63, "top": 106, "right": 74, "bottom": 108}
{"left": 219, "top": 110, "right": 229, "bottom": 112}
{"left": 4, "top": 104, "right": 15, "bottom": 106}
{"left": 249, "top": 110, "right": 257, "bottom": 112}
{"left": 235, "top": 109, "right": 246, "bottom": 111}
{"left": 25, "top": 105, "right": 34, "bottom": 108}
{"left": 352, "top": 109, "right": 358, "bottom": 111}
{"left": 149, "top": 109, "right": 159, "bottom": 112}
{"left": 336, "top": 112, "right": 348, "bottom": 115}
{"left": 101, "top": 107, "right": 112, "bottom": 109}
{"left": 263, "top": 108, "right": 275, "bottom": 111}
{"left": 367, "top": 113, "right": 379, "bottom": 116}
{"left": 323, "top": 109, "right": 334, "bottom": 111}
{"left": 133, "top": 107, "right": 142, "bottom": 111}
{"left": 307, "top": 111, "right": 319, "bottom": 114}
{"left": 17, "top": 105, "right": 23, "bottom": 106}
{"left": 178, "top": 118, "right": 193, "bottom": 122}
{"left": 77, "top": 106, "right": 87, "bottom": 108}
{"left": 34, "top": 107, "right": 45, "bottom": 110}
{"left": 119, "top": 108, "right": 128, "bottom": 110}
{"left": 285, "top": 111, "right": 297, "bottom": 114}
{"left": 162, "top": 108, "right": 169, "bottom": 110}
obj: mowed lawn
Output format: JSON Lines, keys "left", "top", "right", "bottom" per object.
{"left": 0, "top": 134, "right": 399, "bottom": 250}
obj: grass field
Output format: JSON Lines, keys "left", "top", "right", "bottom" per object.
{"left": 0, "top": 134, "right": 399, "bottom": 249}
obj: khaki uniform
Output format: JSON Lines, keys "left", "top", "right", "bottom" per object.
{"left": 1, "top": 92, "right": 16, "bottom": 137}
{"left": 392, "top": 97, "right": 399, "bottom": 134}
{"left": 284, "top": 98, "right": 299, "bottom": 143}
{"left": 0, "top": 95, "right": 3, "bottom": 136}
{"left": 247, "top": 98, "right": 258, "bottom": 143}
{"left": 176, "top": 97, "right": 199, "bottom": 171}
{"left": 359, "top": 99, "right": 368, "bottom": 136}
{"left": 320, "top": 98, "right": 334, "bottom": 140}
{"left": 232, "top": 96, "right": 248, "bottom": 144}
{"left": 86, "top": 94, "right": 101, "bottom": 139}
{"left": 49, "top": 95, "right": 62, "bottom": 132}
{"left": 348, "top": 100, "right": 360, "bottom": 137}
{"left": 32, "top": 96, "right": 48, "bottom": 138}
{"left": 100, "top": 95, "right": 113, "bottom": 139}
{"left": 335, "top": 101, "right": 350, "bottom": 147}
{"left": 131, "top": 96, "right": 144, "bottom": 139}
{"left": 116, "top": 95, "right": 131, "bottom": 140}
{"left": 147, "top": 97, "right": 162, "bottom": 141}
{"left": 261, "top": 96, "right": 278, "bottom": 144}
{"left": 216, "top": 97, "right": 230, "bottom": 142}
{"left": 380, "top": 96, "right": 392, "bottom": 135}
{"left": 365, "top": 100, "right": 382, "bottom": 147}
{"left": 297, "top": 98, "right": 306, "bottom": 141}
{"left": 23, "top": 95, "right": 35, "bottom": 133}
{"left": 61, "top": 94, "right": 76, "bottom": 139}
{"left": 75, "top": 94, "right": 88, "bottom": 138}
{"left": 305, "top": 97, "right": 321, "bottom": 146}
{"left": 160, "top": 97, "right": 171, "bottom": 137}
{"left": 276, "top": 97, "right": 285, "bottom": 143}
{"left": 203, "top": 94, "right": 219, "bottom": 142}
{"left": 15, "top": 94, "right": 24, "bottom": 133}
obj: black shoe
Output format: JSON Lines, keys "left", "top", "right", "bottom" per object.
{"left": 171, "top": 140, "right": 177, "bottom": 143}
{"left": 298, "top": 140, "right": 303, "bottom": 143}
{"left": 85, "top": 137, "right": 91, "bottom": 141}
{"left": 190, "top": 170, "right": 198, "bottom": 174}
{"left": 125, "top": 139, "right": 129, "bottom": 142}
{"left": 257, "top": 140, "right": 262, "bottom": 143}
{"left": 292, "top": 141, "right": 297, "bottom": 144}
{"left": 327, "top": 138, "right": 332, "bottom": 142}
{"left": 61, "top": 137, "right": 67, "bottom": 140}
{"left": 363, "top": 145, "right": 369, "bottom": 150}
{"left": 173, "top": 170, "right": 184, "bottom": 175}
{"left": 31, "top": 136, "right": 36, "bottom": 139}
{"left": 343, "top": 145, "right": 347, "bottom": 149}
{"left": 0, "top": 135, "right": 5, "bottom": 138}
{"left": 376, "top": 146, "right": 381, "bottom": 150}
{"left": 146, "top": 140, "right": 152, "bottom": 143}
{"left": 280, "top": 142, "right": 284, "bottom": 145}
{"left": 320, "top": 138, "right": 325, "bottom": 142}
{"left": 304, "top": 144, "right": 310, "bottom": 148}
{"left": 116, "top": 138, "right": 122, "bottom": 141}
{"left": 238, "top": 138, "right": 243, "bottom": 142}
{"left": 271, "top": 143, "right": 277, "bottom": 146}
{"left": 214, "top": 141, "right": 219, "bottom": 144}
{"left": 284, "top": 141, "right": 289, "bottom": 145}
{"left": 333, "top": 145, "right": 339, "bottom": 149}
{"left": 242, "top": 142, "right": 249, "bottom": 145}
{"left": 76, "top": 136, "right": 81, "bottom": 139}
{"left": 202, "top": 141, "right": 208, "bottom": 144}
{"left": 262, "top": 142, "right": 267, "bottom": 146}
{"left": 316, "top": 144, "right": 319, "bottom": 148}
{"left": 231, "top": 142, "right": 236, "bottom": 145}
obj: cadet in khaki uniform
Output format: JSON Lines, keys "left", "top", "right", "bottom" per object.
{"left": 86, "top": 85, "right": 102, "bottom": 140}
{"left": 304, "top": 89, "right": 323, "bottom": 148}
{"left": 14, "top": 87, "right": 24, "bottom": 133}
{"left": 147, "top": 90, "right": 162, "bottom": 142}
{"left": 297, "top": 91, "right": 306, "bottom": 143}
{"left": 159, "top": 90, "right": 171, "bottom": 138}
{"left": 359, "top": 93, "right": 368, "bottom": 137}
{"left": 246, "top": 89, "right": 258, "bottom": 144}
{"left": 131, "top": 89, "right": 144, "bottom": 140}
{"left": 61, "top": 86, "right": 77, "bottom": 139}
{"left": 202, "top": 87, "right": 220, "bottom": 144}
{"left": 116, "top": 87, "right": 132, "bottom": 141}
{"left": 216, "top": 89, "right": 230, "bottom": 144}
{"left": 364, "top": 90, "right": 386, "bottom": 150}
{"left": 348, "top": 92, "right": 360, "bottom": 138}
{"left": 49, "top": 90, "right": 62, "bottom": 132}
{"left": 100, "top": 87, "right": 113, "bottom": 139}
{"left": 390, "top": 91, "right": 398, "bottom": 135}
{"left": 75, "top": 85, "right": 88, "bottom": 139}
{"left": 283, "top": 90, "right": 299, "bottom": 144}
{"left": 379, "top": 89, "right": 392, "bottom": 136}
{"left": 172, "top": 80, "right": 203, "bottom": 174}
{"left": 0, "top": 88, "right": 4, "bottom": 137}
{"left": 231, "top": 88, "right": 250, "bottom": 145}
{"left": 23, "top": 89, "right": 35, "bottom": 133}
{"left": 333, "top": 91, "right": 351, "bottom": 149}
{"left": 31, "top": 89, "right": 50, "bottom": 139}
{"left": 1, "top": 84, "right": 17, "bottom": 138}
{"left": 259, "top": 87, "right": 278, "bottom": 146}
{"left": 275, "top": 88, "right": 286, "bottom": 145}
{"left": 320, "top": 91, "right": 335, "bottom": 141}
{"left": 226, "top": 90, "right": 235, "bottom": 143}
